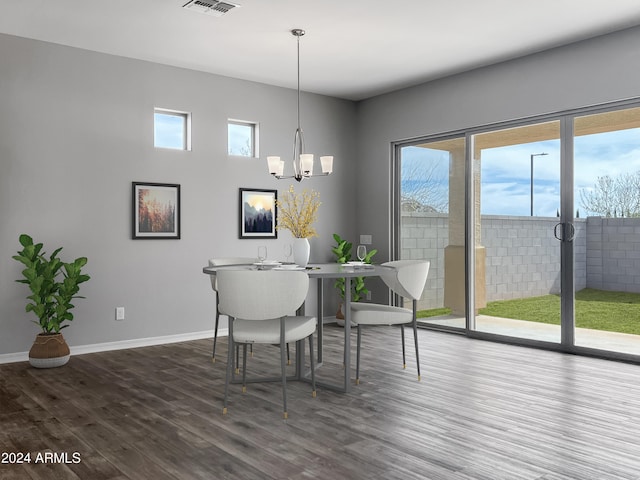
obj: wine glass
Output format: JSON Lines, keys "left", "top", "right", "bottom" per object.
{"left": 257, "top": 246, "right": 267, "bottom": 263}
{"left": 357, "top": 245, "right": 367, "bottom": 263}
{"left": 283, "top": 244, "right": 293, "bottom": 263}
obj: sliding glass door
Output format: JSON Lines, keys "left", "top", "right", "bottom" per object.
{"left": 470, "top": 121, "right": 563, "bottom": 343}
{"left": 397, "top": 136, "right": 466, "bottom": 329}
{"left": 395, "top": 102, "right": 640, "bottom": 360}
{"left": 573, "top": 106, "right": 640, "bottom": 355}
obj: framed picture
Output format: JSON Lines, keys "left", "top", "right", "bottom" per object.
{"left": 132, "top": 182, "right": 181, "bottom": 239}
{"left": 239, "top": 188, "right": 277, "bottom": 239}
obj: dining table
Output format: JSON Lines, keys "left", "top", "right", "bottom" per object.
{"left": 202, "top": 262, "right": 391, "bottom": 393}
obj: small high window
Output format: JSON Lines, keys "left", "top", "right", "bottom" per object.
{"left": 228, "top": 120, "right": 258, "bottom": 157}
{"left": 154, "top": 108, "right": 191, "bottom": 150}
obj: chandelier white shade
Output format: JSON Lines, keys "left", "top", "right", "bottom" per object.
{"left": 267, "top": 29, "right": 333, "bottom": 182}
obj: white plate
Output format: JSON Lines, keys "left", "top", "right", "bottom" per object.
{"left": 273, "top": 266, "right": 306, "bottom": 271}
{"left": 253, "top": 261, "right": 282, "bottom": 266}
{"left": 277, "top": 264, "right": 300, "bottom": 270}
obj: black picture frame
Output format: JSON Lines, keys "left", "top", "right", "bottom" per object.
{"left": 239, "top": 188, "right": 277, "bottom": 239}
{"left": 132, "top": 182, "right": 181, "bottom": 239}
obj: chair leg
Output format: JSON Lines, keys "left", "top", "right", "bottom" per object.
{"left": 250, "top": 344, "right": 253, "bottom": 357}
{"left": 242, "top": 344, "right": 248, "bottom": 393}
{"left": 212, "top": 304, "right": 220, "bottom": 363}
{"left": 279, "top": 318, "right": 288, "bottom": 419}
{"left": 223, "top": 320, "right": 234, "bottom": 415}
{"left": 308, "top": 334, "right": 317, "bottom": 397}
{"left": 401, "top": 324, "right": 406, "bottom": 369}
{"left": 235, "top": 344, "right": 240, "bottom": 375}
{"left": 356, "top": 325, "right": 362, "bottom": 385}
{"left": 412, "top": 307, "right": 421, "bottom": 381}
{"left": 287, "top": 343, "right": 291, "bottom": 365}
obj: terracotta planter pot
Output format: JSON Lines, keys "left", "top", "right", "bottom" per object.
{"left": 29, "top": 333, "right": 70, "bottom": 368}
{"left": 335, "top": 302, "right": 357, "bottom": 327}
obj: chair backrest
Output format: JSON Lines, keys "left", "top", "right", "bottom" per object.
{"left": 380, "top": 260, "right": 430, "bottom": 301}
{"left": 217, "top": 270, "right": 309, "bottom": 321}
{"left": 208, "top": 257, "right": 256, "bottom": 291}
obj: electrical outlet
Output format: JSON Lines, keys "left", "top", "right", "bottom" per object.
{"left": 115, "top": 307, "right": 125, "bottom": 321}
{"left": 360, "top": 234, "right": 372, "bottom": 245}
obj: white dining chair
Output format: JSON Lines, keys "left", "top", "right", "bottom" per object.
{"left": 350, "top": 260, "right": 430, "bottom": 384}
{"left": 208, "top": 257, "right": 256, "bottom": 363}
{"left": 217, "top": 269, "right": 317, "bottom": 419}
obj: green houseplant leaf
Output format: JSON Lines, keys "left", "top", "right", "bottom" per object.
{"left": 13, "top": 234, "right": 90, "bottom": 334}
{"left": 331, "top": 233, "right": 376, "bottom": 302}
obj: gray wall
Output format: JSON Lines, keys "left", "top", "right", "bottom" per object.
{"left": 356, "top": 26, "right": 640, "bottom": 306}
{"left": 0, "top": 33, "right": 357, "bottom": 356}
{"left": 4, "top": 24, "right": 640, "bottom": 357}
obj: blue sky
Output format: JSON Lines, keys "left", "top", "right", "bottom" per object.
{"left": 480, "top": 140, "right": 560, "bottom": 217}
{"left": 401, "top": 128, "right": 640, "bottom": 217}
{"left": 228, "top": 123, "right": 253, "bottom": 156}
{"left": 154, "top": 111, "right": 640, "bottom": 217}
{"left": 154, "top": 113, "right": 185, "bottom": 149}
{"left": 154, "top": 113, "right": 253, "bottom": 155}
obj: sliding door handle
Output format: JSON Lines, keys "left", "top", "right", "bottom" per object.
{"left": 554, "top": 223, "right": 563, "bottom": 241}
{"left": 554, "top": 222, "right": 575, "bottom": 242}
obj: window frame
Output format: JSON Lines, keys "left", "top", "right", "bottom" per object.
{"left": 154, "top": 108, "right": 192, "bottom": 151}
{"left": 391, "top": 97, "right": 640, "bottom": 364}
{"left": 228, "top": 119, "right": 259, "bottom": 158}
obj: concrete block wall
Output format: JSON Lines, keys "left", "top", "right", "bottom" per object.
{"left": 401, "top": 213, "right": 596, "bottom": 310}
{"left": 482, "top": 216, "right": 562, "bottom": 300}
{"left": 586, "top": 217, "right": 640, "bottom": 292}
{"left": 401, "top": 212, "right": 448, "bottom": 310}
{"left": 574, "top": 220, "right": 588, "bottom": 292}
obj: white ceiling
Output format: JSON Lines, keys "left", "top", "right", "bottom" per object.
{"left": 2, "top": 0, "right": 640, "bottom": 101}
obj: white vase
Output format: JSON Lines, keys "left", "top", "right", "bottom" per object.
{"left": 292, "top": 237, "right": 310, "bottom": 267}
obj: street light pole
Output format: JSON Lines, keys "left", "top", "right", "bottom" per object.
{"left": 530, "top": 152, "right": 548, "bottom": 216}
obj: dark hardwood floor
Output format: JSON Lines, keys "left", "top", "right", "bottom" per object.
{"left": 1, "top": 325, "right": 640, "bottom": 480}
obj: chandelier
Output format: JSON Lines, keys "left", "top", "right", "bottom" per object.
{"left": 267, "top": 29, "right": 333, "bottom": 182}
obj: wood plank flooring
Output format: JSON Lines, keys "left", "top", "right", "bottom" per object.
{"left": 1, "top": 325, "right": 640, "bottom": 480}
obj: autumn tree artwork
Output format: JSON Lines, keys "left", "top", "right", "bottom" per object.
{"left": 239, "top": 188, "right": 277, "bottom": 239}
{"left": 132, "top": 183, "right": 181, "bottom": 239}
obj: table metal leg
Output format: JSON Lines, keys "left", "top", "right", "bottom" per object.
{"left": 297, "top": 273, "right": 352, "bottom": 393}
{"left": 343, "top": 277, "right": 351, "bottom": 393}
{"left": 316, "top": 277, "right": 324, "bottom": 364}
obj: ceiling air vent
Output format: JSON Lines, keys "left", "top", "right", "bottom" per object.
{"left": 182, "top": 0, "right": 240, "bottom": 17}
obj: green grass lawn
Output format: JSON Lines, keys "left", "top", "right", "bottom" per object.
{"left": 417, "top": 307, "right": 452, "bottom": 319}
{"left": 418, "top": 288, "right": 640, "bottom": 335}
{"left": 478, "top": 288, "right": 640, "bottom": 335}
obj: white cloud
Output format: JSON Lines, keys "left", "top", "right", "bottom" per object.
{"left": 400, "top": 128, "right": 640, "bottom": 218}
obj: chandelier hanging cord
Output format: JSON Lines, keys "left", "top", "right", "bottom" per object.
{"left": 266, "top": 28, "right": 333, "bottom": 181}
{"left": 295, "top": 29, "right": 303, "bottom": 134}
{"left": 293, "top": 29, "right": 305, "bottom": 178}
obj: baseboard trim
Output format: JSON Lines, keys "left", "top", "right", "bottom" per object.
{"left": 0, "top": 328, "right": 229, "bottom": 365}
{"left": 0, "top": 352, "right": 30, "bottom": 364}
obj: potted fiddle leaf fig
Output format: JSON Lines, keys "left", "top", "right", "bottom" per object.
{"left": 331, "top": 233, "right": 377, "bottom": 321}
{"left": 13, "top": 234, "right": 90, "bottom": 368}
